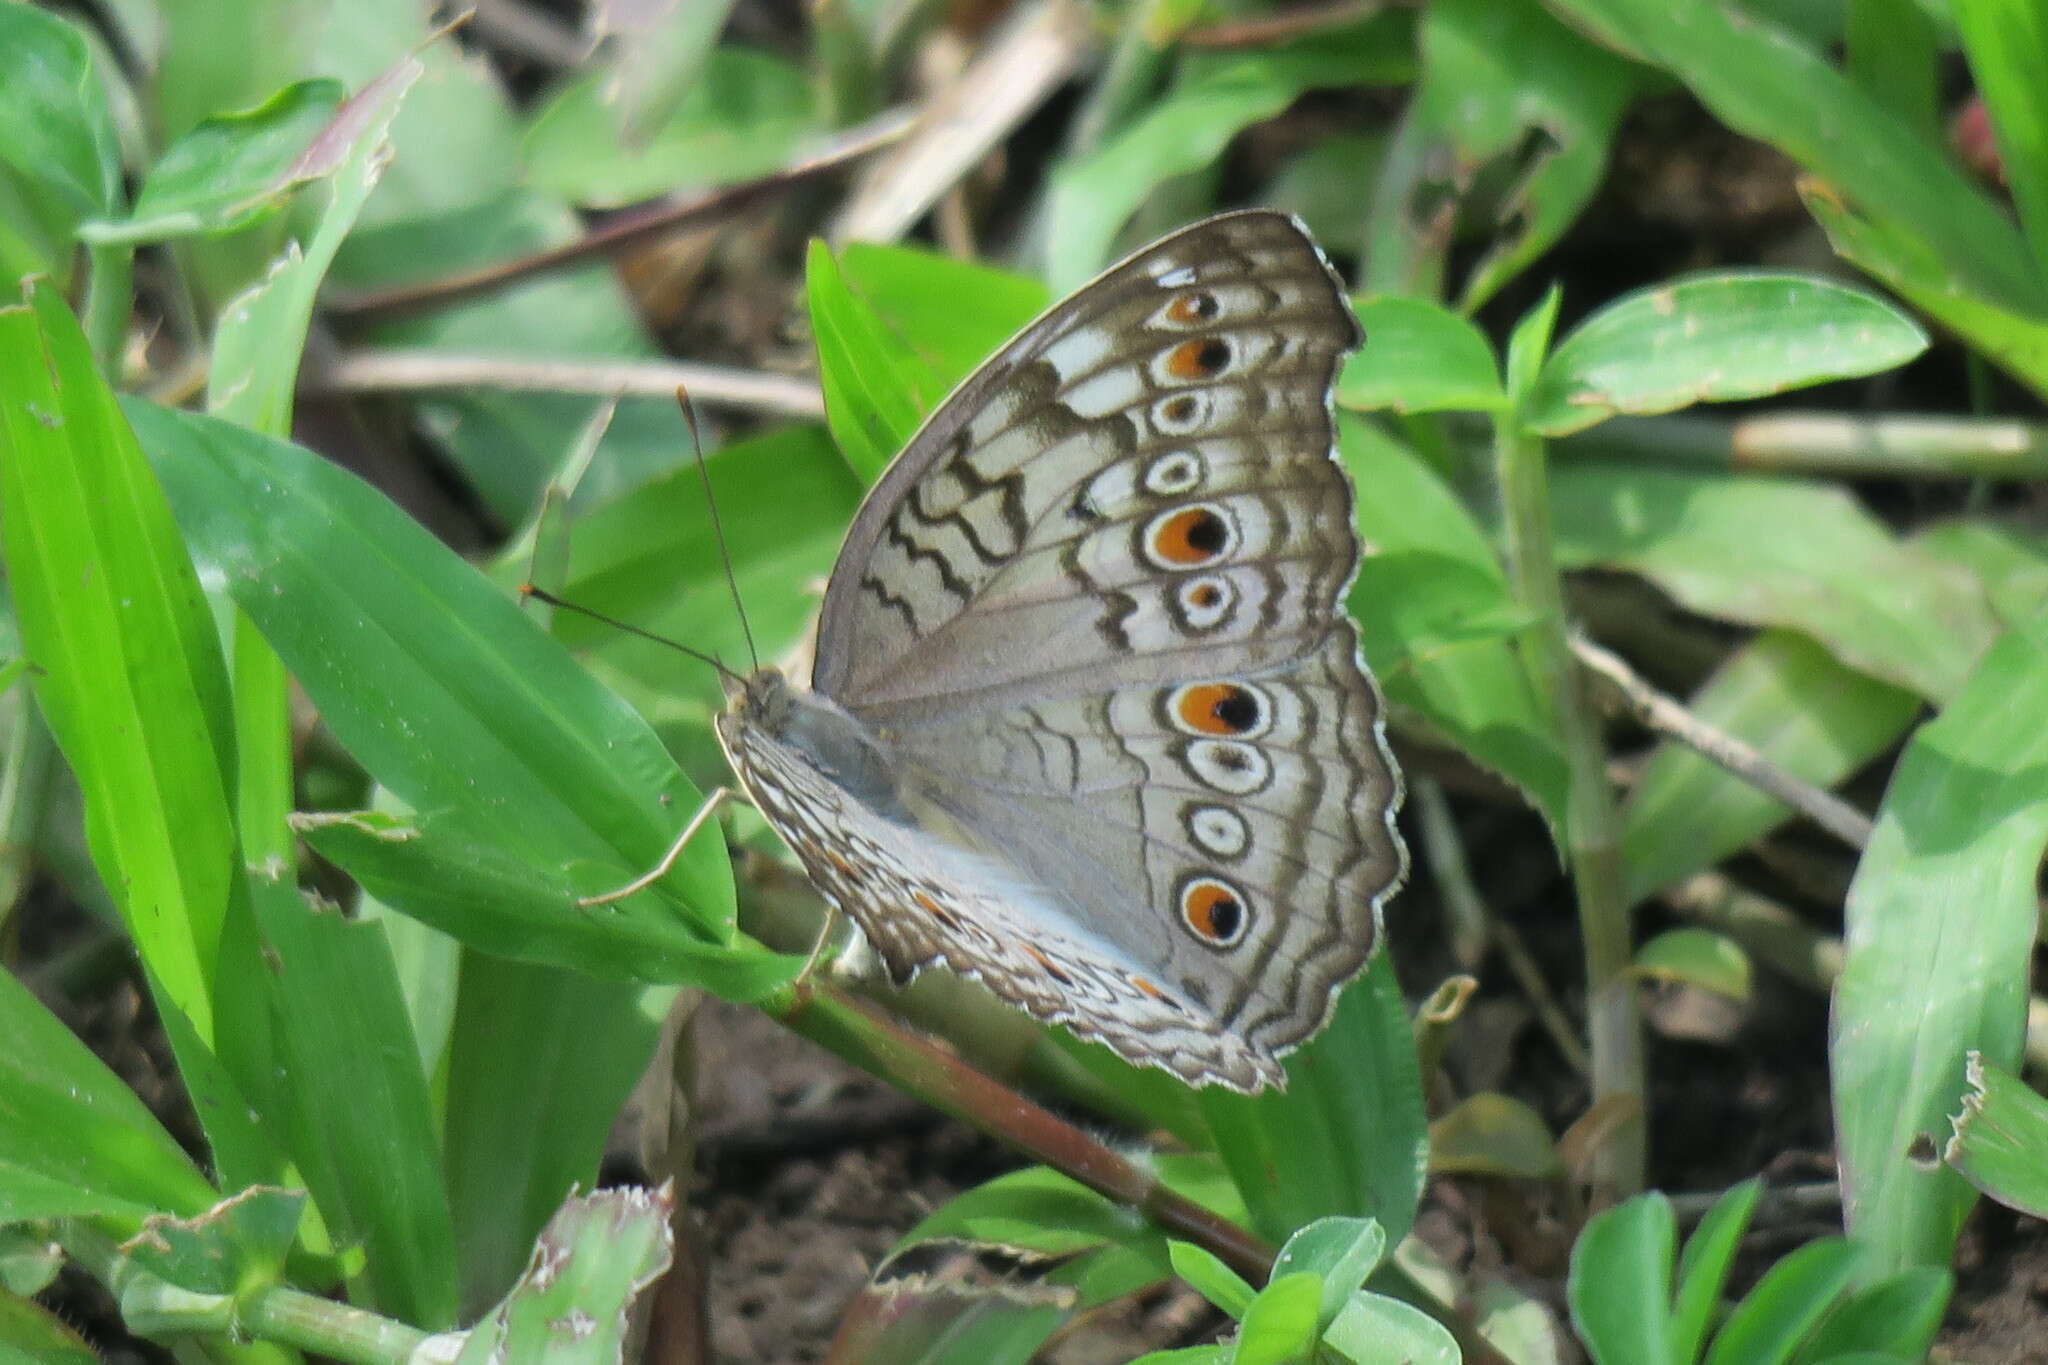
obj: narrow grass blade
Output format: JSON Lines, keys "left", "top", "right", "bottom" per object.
{"left": 1952, "top": 0, "right": 2048, "bottom": 267}
{"left": 1672, "top": 1178, "right": 1760, "bottom": 1364}
{"left": 1701, "top": 1238, "right": 1861, "bottom": 1365}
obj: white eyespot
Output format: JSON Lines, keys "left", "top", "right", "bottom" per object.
{"left": 1151, "top": 390, "right": 1212, "bottom": 435}
{"left": 1143, "top": 450, "right": 1205, "bottom": 496}
{"left": 1184, "top": 739, "right": 1271, "bottom": 794}
{"left": 1188, "top": 804, "right": 1250, "bottom": 859}
{"left": 1176, "top": 575, "right": 1235, "bottom": 630}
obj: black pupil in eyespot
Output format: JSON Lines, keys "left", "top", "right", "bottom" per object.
{"left": 1195, "top": 338, "right": 1229, "bottom": 371}
{"left": 1209, "top": 895, "right": 1242, "bottom": 938}
{"left": 1186, "top": 512, "right": 1226, "bottom": 554}
{"left": 1212, "top": 690, "right": 1257, "bottom": 731}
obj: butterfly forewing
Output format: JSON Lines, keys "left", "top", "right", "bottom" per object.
{"left": 731, "top": 210, "right": 1404, "bottom": 1090}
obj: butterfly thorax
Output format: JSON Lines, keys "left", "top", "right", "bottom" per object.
{"left": 719, "top": 669, "right": 910, "bottom": 825}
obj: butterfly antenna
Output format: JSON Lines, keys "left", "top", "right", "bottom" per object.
{"left": 520, "top": 584, "right": 743, "bottom": 687}
{"left": 678, "top": 385, "right": 760, "bottom": 673}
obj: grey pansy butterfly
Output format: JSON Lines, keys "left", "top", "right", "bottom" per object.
{"left": 717, "top": 209, "right": 1405, "bottom": 1091}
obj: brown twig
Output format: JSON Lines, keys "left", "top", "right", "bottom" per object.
{"left": 302, "top": 349, "right": 827, "bottom": 419}
{"left": 1570, "top": 634, "right": 1876, "bottom": 850}
{"left": 324, "top": 108, "right": 918, "bottom": 320}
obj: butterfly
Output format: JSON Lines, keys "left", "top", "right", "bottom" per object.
{"left": 715, "top": 210, "right": 1405, "bottom": 1091}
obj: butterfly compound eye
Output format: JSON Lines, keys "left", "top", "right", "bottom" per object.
{"left": 1179, "top": 876, "right": 1249, "bottom": 947}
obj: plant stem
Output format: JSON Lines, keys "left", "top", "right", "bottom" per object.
{"left": 1493, "top": 415, "right": 1645, "bottom": 1198}
{"left": 81, "top": 242, "right": 133, "bottom": 377}
{"left": 235, "top": 1284, "right": 434, "bottom": 1365}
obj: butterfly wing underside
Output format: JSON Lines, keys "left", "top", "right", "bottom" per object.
{"left": 774, "top": 211, "right": 1405, "bottom": 1089}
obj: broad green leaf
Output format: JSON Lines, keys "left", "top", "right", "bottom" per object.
{"left": 80, "top": 79, "right": 344, "bottom": 244}
{"left": 1844, "top": 0, "right": 1940, "bottom": 135}
{"left": 0, "top": 1230, "right": 60, "bottom": 1297}
{"left": 1551, "top": 465, "right": 2000, "bottom": 703}
{"left": 1803, "top": 183, "right": 2048, "bottom": 405}
{"left": 1044, "top": 13, "right": 1416, "bottom": 289}
{"left": 1234, "top": 1272, "right": 1322, "bottom": 1365}
{"left": 1365, "top": 0, "right": 1640, "bottom": 308}
{"left": 1266, "top": 134, "right": 1388, "bottom": 251}
{"left": 522, "top": 46, "right": 817, "bottom": 207}
{"left": 1538, "top": 0, "right": 2048, "bottom": 312}
{"left": 1953, "top": 0, "right": 2048, "bottom": 267}
{"left": 443, "top": 959, "right": 667, "bottom": 1318}
{"left": 839, "top": 242, "right": 1050, "bottom": 393}
{"left": 0, "top": 4, "right": 122, "bottom": 232}
{"left": 1338, "top": 296, "right": 1504, "bottom": 414}
{"left": 1702, "top": 1238, "right": 1861, "bottom": 1365}
{"left": 1567, "top": 1193, "right": 1676, "bottom": 1365}
{"left": 1792, "top": 1265, "right": 1949, "bottom": 1364}
{"left": 150, "top": 0, "right": 318, "bottom": 142}
{"left": 1912, "top": 521, "right": 2048, "bottom": 630}
{"left": 1632, "top": 929, "right": 1752, "bottom": 1001}
{"left": 127, "top": 401, "right": 736, "bottom": 937}
{"left": 1672, "top": 1178, "right": 1761, "bottom": 1365}
{"left": 1429, "top": 1093, "right": 1564, "bottom": 1179}
{"left": 1130, "top": 1350, "right": 1229, "bottom": 1365}
{"left": 1833, "top": 615, "right": 2048, "bottom": 1276}
{"left": 0, "top": 964, "right": 214, "bottom": 1226}
{"left": 1201, "top": 953, "right": 1429, "bottom": 1247}
{"left": 1344, "top": 418, "right": 1568, "bottom": 827}
{"left": 1946, "top": 1054, "right": 2048, "bottom": 1220}
{"left": 451, "top": 1187, "right": 672, "bottom": 1364}
{"left": 1320, "top": 1290, "right": 1463, "bottom": 1365}
{"left": 1527, "top": 274, "right": 1927, "bottom": 436}
{"left": 0, "top": 281, "right": 237, "bottom": 1042}
{"left": 592, "top": 0, "right": 740, "bottom": 144}
{"left": 1621, "top": 631, "right": 1918, "bottom": 903}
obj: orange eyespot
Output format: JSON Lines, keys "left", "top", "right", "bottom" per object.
{"left": 1188, "top": 583, "right": 1223, "bottom": 608}
{"left": 1149, "top": 506, "right": 1230, "bottom": 566}
{"left": 1176, "top": 683, "right": 1261, "bottom": 736}
{"left": 1166, "top": 337, "right": 1232, "bottom": 380}
{"left": 1180, "top": 877, "right": 1248, "bottom": 945}
{"left": 1165, "top": 292, "right": 1220, "bottom": 325}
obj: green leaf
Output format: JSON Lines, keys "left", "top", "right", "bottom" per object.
{"left": 1803, "top": 183, "right": 2048, "bottom": 405}
{"left": 839, "top": 242, "right": 1050, "bottom": 394}
{"left": 0, "top": 969, "right": 214, "bottom": 1226}
{"left": 1320, "top": 1290, "right": 1463, "bottom": 1365}
{"left": 1702, "top": 1238, "right": 1862, "bottom": 1365}
{"left": 1043, "top": 13, "right": 1416, "bottom": 289}
{"left": 0, "top": 1291, "right": 98, "bottom": 1365}
{"left": 1953, "top": 0, "right": 2048, "bottom": 267}
{"left": 1792, "top": 1265, "right": 1949, "bottom": 1365}
{"left": 1912, "top": 522, "right": 2048, "bottom": 631}
{"left": 1527, "top": 274, "right": 1927, "bottom": 437}
{"left": 109, "top": 1187, "right": 303, "bottom": 1337}
{"left": 1539, "top": 0, "right": 2048, "bottom": 312}
{"left": 1271, "top": 1218, "right": 1386, "bottom": 1335}
{"left": 208, "top": 48, "right": 422, "bottom": 434}
{"left": 808, "top": 237, "right": 940, "bottom": 482}
{"left": 1506, "top": 284, "right": 1562, "bottom": 405}
{"left": 1168, "top": 1241, "right": 1258, "bottom": 1320}
{"left": 1338, "top": 296, "right": 1504, "bottom": 414}
{"left": 1551, "top": 465, "right": 2001, "bottom": 704}
{"left": 1200, "top": 954, "right": 1428, "bottom": 1247}
{"left": 1832, "top": 614, "right": 2048, "bottom": 1276}
{"left": 1946, "top": 1053, "right": 2048, "bottom": 1220}
{"left": 0, "top": 4, "right": 122, "bottom": 229}
{"left": 1632, "top": 929, "right": 1752, "bottom": 1002}
{"left": 1344, "top": 418, "right": 1569, "bottom": 827}
{"left": 1567, "top": 1192, "right": 1677, "bottom": 1365}
{"left": 1673, "top": 1179, "right": 1762, "bottom": 1365}
{"left": 1428, "top": 1093, "right": 1564, "bottom": 1180}
{"left": 1620, "top": 631, "right": 1919, "bottom": 903}
{"left": 451, "top": 1187, "right": 672, "bottom": 1364}
{"left": 0, "top": 280, "right": 239, "bottom": 1042}
{"left": 129, "top": 401, "right": 736, "bottom": 932}
{"left": 522, "top": 46, "right": 817, "bottom": 207}
{"left": 1365, "top": 0, "right": 1640, "bottom": 308}
{"left": 1233, "top": 1271, "right": 1322, "bottom": 1365}
{"left": 80, "top": 79, "right": 345, "bottom": 244}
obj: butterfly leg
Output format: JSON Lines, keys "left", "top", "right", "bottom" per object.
{"left": 578, "top": 786, "right": 732, "bottom": 908}
{"left": 795, "top": 903, "right": 842, "bottom": 982}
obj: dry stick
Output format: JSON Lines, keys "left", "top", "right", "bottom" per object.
{"left": 1412, "top": 778, "right": 1593, "bottom": 1077}
{"left": 1561, "top": 410, "right": 2048, "bottom": 480}
{"left": 1569, "top": 634, "right": 1877, "bottom": 850}
{"left": 324, "top": 107, "right": 918, "bottom": 321}
{"left": 830, "top": 0, "right": 1097, "bottom": 244}
{"left": 304, "top": 351, "right": 827, "bottom": 420}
